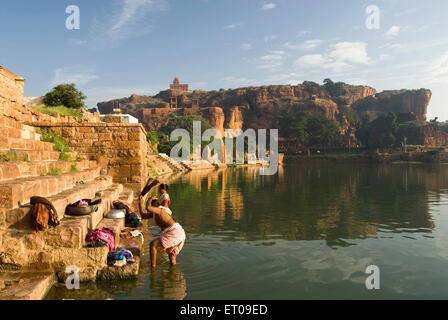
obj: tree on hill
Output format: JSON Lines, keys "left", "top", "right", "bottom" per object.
{"left": 355, "top": 112, "right": 399, "bottom": 149}
{"left": 44, "top": 83, "right": 86, "bottom": 109}
{"left": 279, "top": 112, "right": 344, "bottom": 148}
{"left": 323, "top": 78, "right": 347, "bottom": 97}
{"left": 153, "top": 113, "right": 214, "bottom": 155}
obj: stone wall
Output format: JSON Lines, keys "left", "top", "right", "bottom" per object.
{"left": 31, "top": 122, "right": 149, "bottom": 193}
{"left": 0, "top": 66, "right": 25, "bottom": 107}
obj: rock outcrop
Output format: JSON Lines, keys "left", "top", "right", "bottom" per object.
{"left": 97, "top": 83, "right": 432, "bottom": 143}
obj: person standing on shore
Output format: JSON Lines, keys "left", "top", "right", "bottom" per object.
{"left": 139, "top": 178, "right": 186, "bottom": 268}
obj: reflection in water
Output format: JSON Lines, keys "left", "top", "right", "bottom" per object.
{"left": 47, "top": 163, "right": 448, "bottom": 299}
{"left": 149, "top": 266, "right": 187, "bottom": 300}
{"left": 174, "top": 164, "right": 437, "bottom": 245}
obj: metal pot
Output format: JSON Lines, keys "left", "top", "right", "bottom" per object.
{"left": 106, "top": 209, "right": 125, "bottom": 219}
{"left": 66, "top": 205, "right": 97, "bottom": 216}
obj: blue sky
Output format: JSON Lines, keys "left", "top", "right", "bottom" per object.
{"left": 1, "top": 0, "right": 448, "bottom": 119}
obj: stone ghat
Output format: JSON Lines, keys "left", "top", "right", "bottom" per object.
{"left": 0, "top": 169, "right": 142, "bottom": 299}
{"left": 31, "top": 122, "right": 150, "bottom": 195}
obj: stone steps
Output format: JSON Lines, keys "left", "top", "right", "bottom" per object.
{"left": 0, "top": 167, "right": 101, "bottom": 210}
{"left": 44, "top": 183, "right": 123, "bottom": 249}
{"left": 0, "top": 272, "right": 55, "bottom": 300}
{"left": 0, "top": 159, "right": 97, "bottom": 182}
{"left": 157, "top": 153, "right": 188, "bottom": 172}
{"left": 1, "top": 149, "right": 61, "bottom": 161}
{"left": 0, "top": 136, "right": 54, "bottom": 152}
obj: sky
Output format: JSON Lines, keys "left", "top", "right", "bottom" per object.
{"left": 1, "top": 0, "right": 448, "bottom": 119}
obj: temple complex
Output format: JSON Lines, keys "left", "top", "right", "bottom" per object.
{"left": 169, "top": 77, "right": 189, "bottom": 96}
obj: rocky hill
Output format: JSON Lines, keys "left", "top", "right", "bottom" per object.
{"left": 97, "top": 83, "right": 432, "bottom": 141}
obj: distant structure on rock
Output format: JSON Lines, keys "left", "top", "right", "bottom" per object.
{"left": 169, "top": 77, "right": 192, "bottom": 108}
{"left": 169, "top": 77, "right": 189, "bottom": 96}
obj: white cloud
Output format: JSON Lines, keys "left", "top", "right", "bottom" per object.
{"left": 329, "top": 42, "right": 370, "bottom": 64}
{"left": 264, "top": 34, "right": 277, "bottom": 42}
{"left": 294, "top": 54, "right": 327, "bottom": 67}
{"left": 89, "top": 0, "right": 167, "bottom": 47}
{"left": 301, "top": 39, "right": 324, "bottom": 50}
{"left": 257, "top": 52, "right": 285, "bottom": 71}
{"left": 385, "top": 26, "right": 401, "bottom": 37}
{"left": 240, "top": 43, "right": 252, "bottom": 51}
{"left": 427, "top": 51, "right": 448, "bottom": 84}
{"left": 379, "top": 43, "right": 405, "bottom": 51}
{"left": 293, "top": 42, "right": 370, "bottom": 72}
{"left": 284, "top": 40, "right": 324, "bottom": 51}
{"left": 262, "top": 3, "right": 276, "bottom": 10}
{"left": 283, "top": 42, "right": 302, "bottom": 50}
{"left": 379, "top": 54, "right": 392, "bottom": 61}
{"left": 223, "top": 23, "right": 241, "bottom": 30}
{"left": 51, "top": 67, "right": 99, "bottom": 87}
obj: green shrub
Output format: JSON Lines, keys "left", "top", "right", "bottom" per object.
{"left": 37, "top": 128, "right": 72, "bottom": 161}
{"left": 59, "top": 152, "right": 71, "bottom": 161}
{"left": 48, "top": 167, "right": 62, "bottom": 175}
{"left": 43, "top": 83, "right": 86, "bottom": 109}
{"left": 70, "top": 163, "right": 78, "bottom": 172}
{"left": 0, "top": 150, "right": 19, "bottom": 162}
{"left": 33, "top": 105, "right": 82, "bottom": 118}
{"left": 37, "top": 128, "right": 71, "bottom": 153}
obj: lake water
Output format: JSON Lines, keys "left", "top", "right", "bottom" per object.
{"left": 46, "top": 163, "right": 448, "bottom": 299}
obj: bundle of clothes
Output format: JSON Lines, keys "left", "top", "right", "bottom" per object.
{"left": 120, "top": 228, "right": 144, "bottom": 244}
{"left": 107, "top": 248, "right": 135, "bottom": 267}
{"left": 112, "top": 200, "right": 141, "bottom": 228}
{"left": 19, "top": 196, "right": 60, "bottom": 232}
{"left": 86, "top": 227, "right": 115, "bottom": 251}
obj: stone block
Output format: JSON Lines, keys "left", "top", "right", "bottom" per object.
{"left": 44, "top": 218, "right": 88, "bottom": 249}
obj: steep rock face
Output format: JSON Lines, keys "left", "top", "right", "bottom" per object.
{"left": 224, "top": 106, "right": 244, "bottom": 131}
{"left": 354, "top": 89, "right": 431, "bottom": 121}
{"left": 398, "top": 123, "right": 448, "bottom": 146}
{"left": 97, "top": 85, "right": 432, "bottom": 141}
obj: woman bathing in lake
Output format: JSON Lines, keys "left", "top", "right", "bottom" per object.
{"left": 138, "top": 178, "right": 186, "bottom": 268}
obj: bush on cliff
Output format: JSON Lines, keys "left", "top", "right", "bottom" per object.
{"left": 279, "top": 112, "right": 344, "bottom": 148}
{"left": 44, "top": 83, "right": 86, "bottom": 109}
{"left": 157, "top": 114, "right": 214, "bottom": 155}
{"left": 356, "top": 112, "right": 399, "bottom": 149}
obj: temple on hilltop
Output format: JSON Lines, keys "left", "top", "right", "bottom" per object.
{"left": 169, "top": 77, "right": 189, "bottom": 95}
{"left": 168, "top": 77, "right": 198, "bottom": 108}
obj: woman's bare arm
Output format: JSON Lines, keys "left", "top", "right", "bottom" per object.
{"left": 138, "top": 195, "right": 153, "bottom": 220}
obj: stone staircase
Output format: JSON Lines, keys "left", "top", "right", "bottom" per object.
{"left": 0, "top": 120, "right": 141, "bottom": 298}
{"left": 157, "top": 153, "right": 190, "bottom": 172}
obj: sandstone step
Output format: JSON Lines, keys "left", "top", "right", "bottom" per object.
{"left": 0, "top": 272, "right": 55, "bottom": 300}
{"left": 0, "top": 160, "right": 96, "bottom": 182}
{"left": 0, "top": 167, "right": 101, "bottom": 210}
{"left": 1, "top": 175, "right": 112, "bottom": 231}
{"left": 0, "top": 115, "right": 25, "bottom": 130}
{"left": 43, "top": 183, "right": 124, "bottom": 249}
{"left": 0, "top": 136, "right": 55, "bottom": 152}
{"left": 0, "top": 149, "right": 61, "bottom": 162}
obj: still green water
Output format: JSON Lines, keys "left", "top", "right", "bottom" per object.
{"left": 46, "top": 163, "right": 448, "bottom": 299}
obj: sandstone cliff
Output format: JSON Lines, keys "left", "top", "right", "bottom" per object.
{"left": 97, "top": 83, "right": 432, "bottom": 141}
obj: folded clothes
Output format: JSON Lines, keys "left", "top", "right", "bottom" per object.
{"left": 107, "top": 248, "right": 135, "bottom": 266}
{"left": 86, "top": 227, "right": 115, "bottom": 251}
